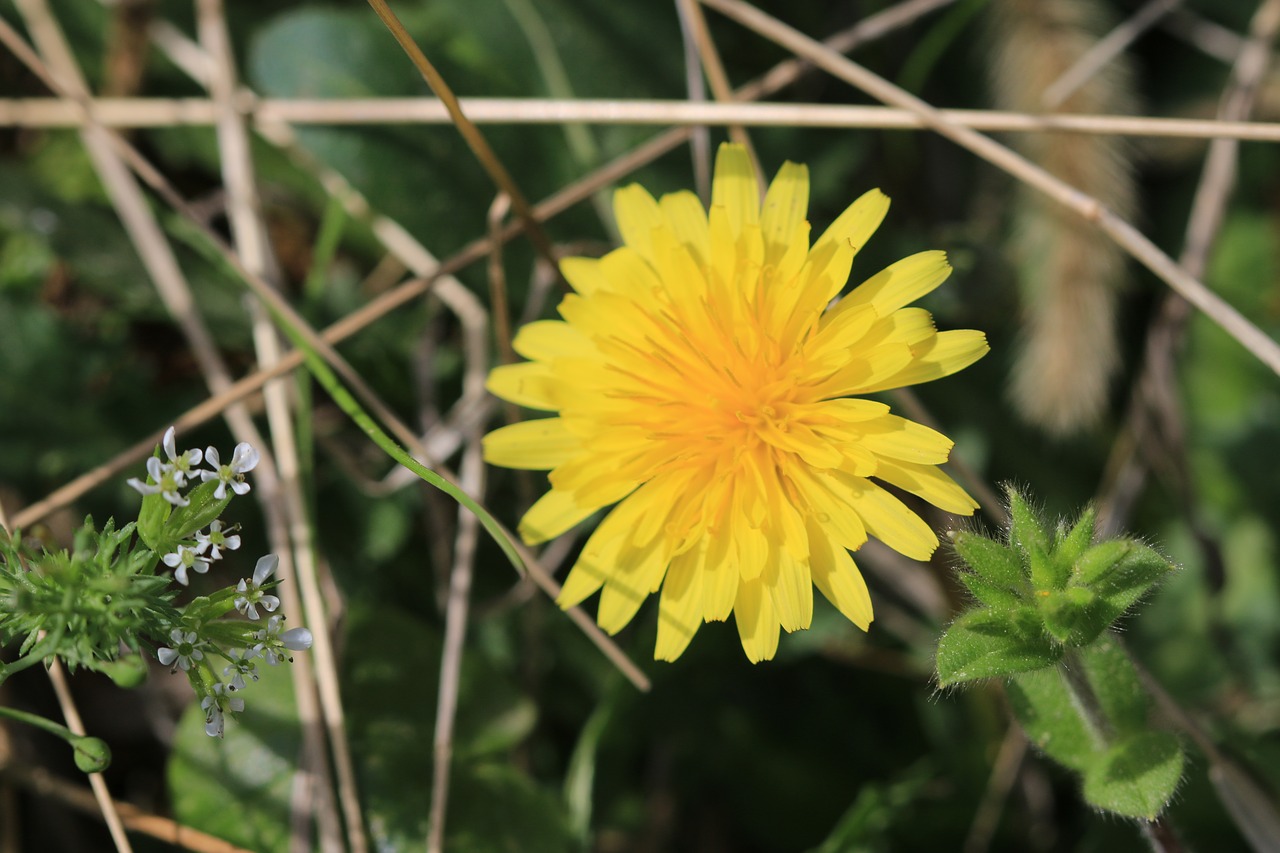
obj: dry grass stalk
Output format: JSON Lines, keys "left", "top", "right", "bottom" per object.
{"left": 991, "top": 0, "right": 1139, "bottom": 436}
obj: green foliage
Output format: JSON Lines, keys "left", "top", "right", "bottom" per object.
{"left": 938, "top": 489, "right": 1184, "bottom": 822}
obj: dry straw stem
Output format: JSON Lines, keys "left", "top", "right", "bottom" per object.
{"left": 195, "top": 2, "right": 363, "bottom": 848}
{"left": 702, "top": 0, "right": 1280, "bottom": 377}
{"left": 17, "top": 96, "right": 1280, "bottom": 141}
{"left": 43, "top": 657, "right": 132, "bottom": 853}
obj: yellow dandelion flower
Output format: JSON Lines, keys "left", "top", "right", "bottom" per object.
{"left": 484, "top": 143, "right": 989, "bottom": 663}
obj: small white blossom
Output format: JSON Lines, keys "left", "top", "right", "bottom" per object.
{"left": 252, "top": 615, "right": 312, "bottom": 665}
{"left": 222, "top": 648, "right": 260, "bottom": 691}
{"left": 234, "top": 554, "right": 281, "bottom": 621}
{"left": 162, "top": 426, "right": 203, "bottom": 480}
{"left": 200, "top": 442, "right": 260, "bottom": 500}
{"left": 195, "top": 520, "right": 241, "bottom": 561}
{"left": 162, "top": 544, "right": 211, "bottom": 586}
{"left": 127, "top": 457, "right": 189, "bottom": 507}
{"left": 201, "top": 683, "right": 245, "bottom": 738}
{"left": 157, "top": 629, "right": 204, "bottom": 672}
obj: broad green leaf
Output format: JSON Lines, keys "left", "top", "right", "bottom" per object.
{"left": 1078, "top": 634, "right": 1150, "bottom": 736}
{"left": 1008, "top": 668, "right": 1100, "bottom": 772}
{"left": 936, "top": 607, "right": 1062, "bottom": 686}
{"left": 952, "top": 530, "right": 1025, "bottom": 589}
{"left": 1083, "top": 732, "right": 1184, "bottom": 820}
{"left": 168, "top": 663, "right": 302, "bottom": 853}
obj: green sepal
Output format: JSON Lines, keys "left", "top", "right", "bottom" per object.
{"left": 1039, "top": 586, "right": 1099, "bottom": 645}
{"left": 1082, "top": 732, "right": 1184, "bottom": 820}
{"left": 952, "top": 531, "right": 1025, "bottom": 588}
{"left": 958, "top": 571, "right": 1022, "bottom": 611}
{"left": 1007, "top": 667, "right": 1100, "bottom": 772}
{"left": 935, "top": 606, "right": 1062, "bottom": 687}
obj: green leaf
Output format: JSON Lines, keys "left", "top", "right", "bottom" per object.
{"left": 1054, "top": 505, "right": 1096, "bottom": 567}
{"left": 952, "top": 530, "right": 1025, "bottom": 589}
{"left": 136, "top": 490, "right": 170, "bottom": 552}
{"left": 1078, "top": 634, "right": 1150, "bottom": 736}
{"left": 1082, "top": 732, "right": 1184, "bottom": 819}
{"left": 936, "top": 607, "right": 1062, "bottom": 687}
{"left": 1072, "top": 540, "right": 1134, "bottom": 587}
{"left": 1007, "top": 488, "right": 1049, "bottom": 560}
{"left": 162, "top": 479, "right": 233, "bottom": 547}
{"left": 1007, "top": 668, "right": 1100, "bottom": 772}
{"left": 168, "top": 663, "right": 302, "bottom": 853}
{"left": 958, "top": 571, "right": 1022, "bottom": 611}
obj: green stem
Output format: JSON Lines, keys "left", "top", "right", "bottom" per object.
{"left": 0, "top": 705, "right": 78, "bottom": 742}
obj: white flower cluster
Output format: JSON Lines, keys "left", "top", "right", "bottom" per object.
{"left": 127, "top": 426, "right": 260, "bottom": 508}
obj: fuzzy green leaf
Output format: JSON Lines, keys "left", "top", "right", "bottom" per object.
{"left": 958, "top": 571, "right": 1022, "bottom": 610}
{"left": 1072, "top": 540, "right": 1134, "bottom": 587}
{"left": 936, "top": 607, "right": 1062, "bottom": 686}
{"left": 1079, "top": 634, "right": 1150, "bottom": 736}
{"left": 952, "top": 531, "right": 1025, "bottom": 588}
{"left": 1054, "top": 505, "right": 1096, "bottom": 566}
{"left": 1007, "top": 489, "right": 1049, "bottom": 560}
{"left": 1007, "top": 668, "right": 1100, "bottom": 772}
{"left": 1082, "top": 732, "right": 1184, "bottom": 819}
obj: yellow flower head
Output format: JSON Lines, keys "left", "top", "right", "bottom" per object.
{"left": 484, "top": 143, "right": 988, "bottom": 663}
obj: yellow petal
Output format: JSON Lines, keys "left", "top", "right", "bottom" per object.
{"left": 512, "top": 320, "right": 594, "bottom": 362}
{"left": 808, "top": 188, "right": 889, "bottom": 298}
{"left": 486, "top": 362, "right": 561, "bottom": 411}
{"left": 660, "top": 190, "right": 710, "bottom": 268}
{"left": 599, "top": 246, "right": 664, "bottom": 300}
{"left": 560, "top": 257, "right": 608, "bottom": 296}
{"left": 614, "top": 183, "right": 664, "bottom": 266}
{"left": 768, "top": 549, "right": 813, "bottom": 633}
{"left": 710, "top": 143, "right": 760, "bottom": 241}
{"left": 845, "top": 477, "right": 938, "bottom": 561}
{"left": 860, "top": 329, "right": 990, "bottom": 393}
{"left": 734, "top": 575, "right": 780, "bottom": 663}
{"left": 791, "top": 469, "right": 868, "bottom": 552}
{"left": 519, "top": 487, "right": 597, "bottom": 545}
{"left": 856, "top": 415, "right": 954, "bottom": 465}
{"left": 597, "top": 538, "right": 667, "bottom": 634}
{"left": 483, "top": 418, "right": 579, "bottom": 471}
{"left": 701, "top": 531, "right": 738, "bottom": 622}
{"left": 760, "top": 161, "right": 809, "bottom": 265}
{"left": 811, "top": 343, "right": 914, "bottom": 399}
{"left": 807, "top": 519, "right": 873, "bottom": 629}
{"left": 655, "top": 546, "right": 705, "bottom": 661}
{"left": 874, "top": 459, "right": 978, "bottom": 516}
{"left": 845, "top": 250, "right": 951, "bottom": 315}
